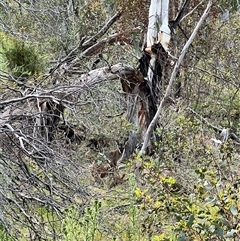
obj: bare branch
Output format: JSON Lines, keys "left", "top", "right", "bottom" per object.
{"left": 171, "top": 0, "right": 192, "bottom": 29}
{"left": 0, "top": 95, "right": 61, "bottom": 106}
{"left": 83, "top": 11, "right": 122, "bottom": 47}
{"left": 0, "top": 63, "right": 136, "bottom": 106}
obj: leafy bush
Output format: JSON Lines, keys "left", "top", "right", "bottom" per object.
{"left": 132, "top": 143, "right": 240, "bottom": 240}
{"left": 0, "top": 224, "right": 13, "bottom": 241}
{"left": 1, "top": 35, "right": 45, "bottom": 77}
{"left": 62, "top": 200, "right": 102, "bottom": 241}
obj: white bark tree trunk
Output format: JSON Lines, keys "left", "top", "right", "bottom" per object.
{"left": 146, "top": 0, "right": 170, "bottom": 52}
{"left": 158, "top": 0, "right": 171, "bottom": 51}
{"left": 146, "top": 0, "right": 162, "bottom": 48}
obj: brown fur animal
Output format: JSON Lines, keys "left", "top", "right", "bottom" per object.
{"left": 91, "top": 145, "right": 124, "bottom": 182}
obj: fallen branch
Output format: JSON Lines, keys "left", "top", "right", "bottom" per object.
{"left": 82, "top": 11, "right": 122, "bottom": 47}
{"left": 187, "top": 107, "right": 222, "bottom": 133}
{"left": 0, "top": 62, "right": 140, "bottom": 153}
{"left": 2, "top": 64, "right": 136, "bottom": 103}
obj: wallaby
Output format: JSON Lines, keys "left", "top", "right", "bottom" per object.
{"left": 107, "top": 142, "right": 124, "bottom": 167}
{"left": 91, "top": 142, "right": 125, "bottom": 181}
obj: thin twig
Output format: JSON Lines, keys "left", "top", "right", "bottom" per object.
{"left": 188, "top": 107, "right": 240, "bottom": 145}
{"left": 83, "top": 11, "right": 122, "bottom": 47}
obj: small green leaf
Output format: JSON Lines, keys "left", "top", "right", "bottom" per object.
{"left": 135, "top": 187, "right": 142, "bottom": 197}
{"left": 230, "top": 206, "right": 238, "bottom": 216}
{"left": 178, "top": 232, "right": 186, "bottom": 241}
{"left": 187, "top": 214, "right": 194, "bottom": 227}
{"left": 219, "top": 217, "right": 230, "bottom": 227}
{"left": 209, "top": 225, "right": 215, "bottom": 233}
{"left": 216, "top": 227, "right": 223, "bottom": 237}
{"left": 175, "top": 213, "right": 182, "bottom": 222}
{"left": 205, "top": 196, "right": 216, "bottom": 203}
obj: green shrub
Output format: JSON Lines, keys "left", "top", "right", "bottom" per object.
{"left": 132, "top": 140, "right": 240, "bottom": 241}
{"left": 62, "top": 200, "right": 102, "bottom": 241}
{"left": 1, "top": 35, "right": 45, "bottom": 78}
{"left": 0, "top": 224, "right": 13, "bottom": 241}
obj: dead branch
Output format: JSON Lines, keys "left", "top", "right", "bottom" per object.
{"left": 0, "top": 94, "right": 62, "bottom": 106}
{"left": 0, "top": 63, "right": 137, "bottom": 132}
{"left": 50, "top": 11, "right": 122, "bottom": 74}
{"left": 187, "top": 107, "right": 222, "bottom": 133}
{"left": 83, "top": 11, "right": 122, "bottom": 47}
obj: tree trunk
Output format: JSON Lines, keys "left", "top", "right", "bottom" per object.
{"left": 121, "top": 0, "right": 171, "bottom": 158}
{"left": 140, "top": 0, "right": 212, "bottom": 154}
{"left": 122, "top": 0, "right": 212, "bottom": 158}
{"left": 121, "top": 45, "right": 169, "bottom": 158}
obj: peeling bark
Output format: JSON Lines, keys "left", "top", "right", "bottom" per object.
{"left": 120, "top": 43, "right": 169, "bottom": 158}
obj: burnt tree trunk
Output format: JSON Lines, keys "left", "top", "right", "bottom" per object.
{"left": 121, "top": 0, "right": 172, "bottom": 158}
{"left": 122, "top": 43, "right": 169, "bottom": 158}
{"left": 120, "top": 0, "right": 201, "bottom": 158}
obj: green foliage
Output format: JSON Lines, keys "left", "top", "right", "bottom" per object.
{"left": 59, "top": 108, "right": 240, "bottom": 241}
{"left": 0, "top": 225, "right": 13, "bottom": 241}
{"left": 218, "top": 0, "right": 239, "bottom": 11}
{"left": 124, "top": 175, "right": 142, "bottom": 241}
{"left": 132, "top": 144, "right": 240, "bottom": 240}
{"left": 1, "top": 35, "right": 45, "bottom": 77}
{"left": 61, "top": 179, "right": 144, "bottom": 240}
{"left": 189, "top": 12, "right": 240, "bottom": 130}
{"left": 62, "top": 200, "right": 101, "bottom": 241}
